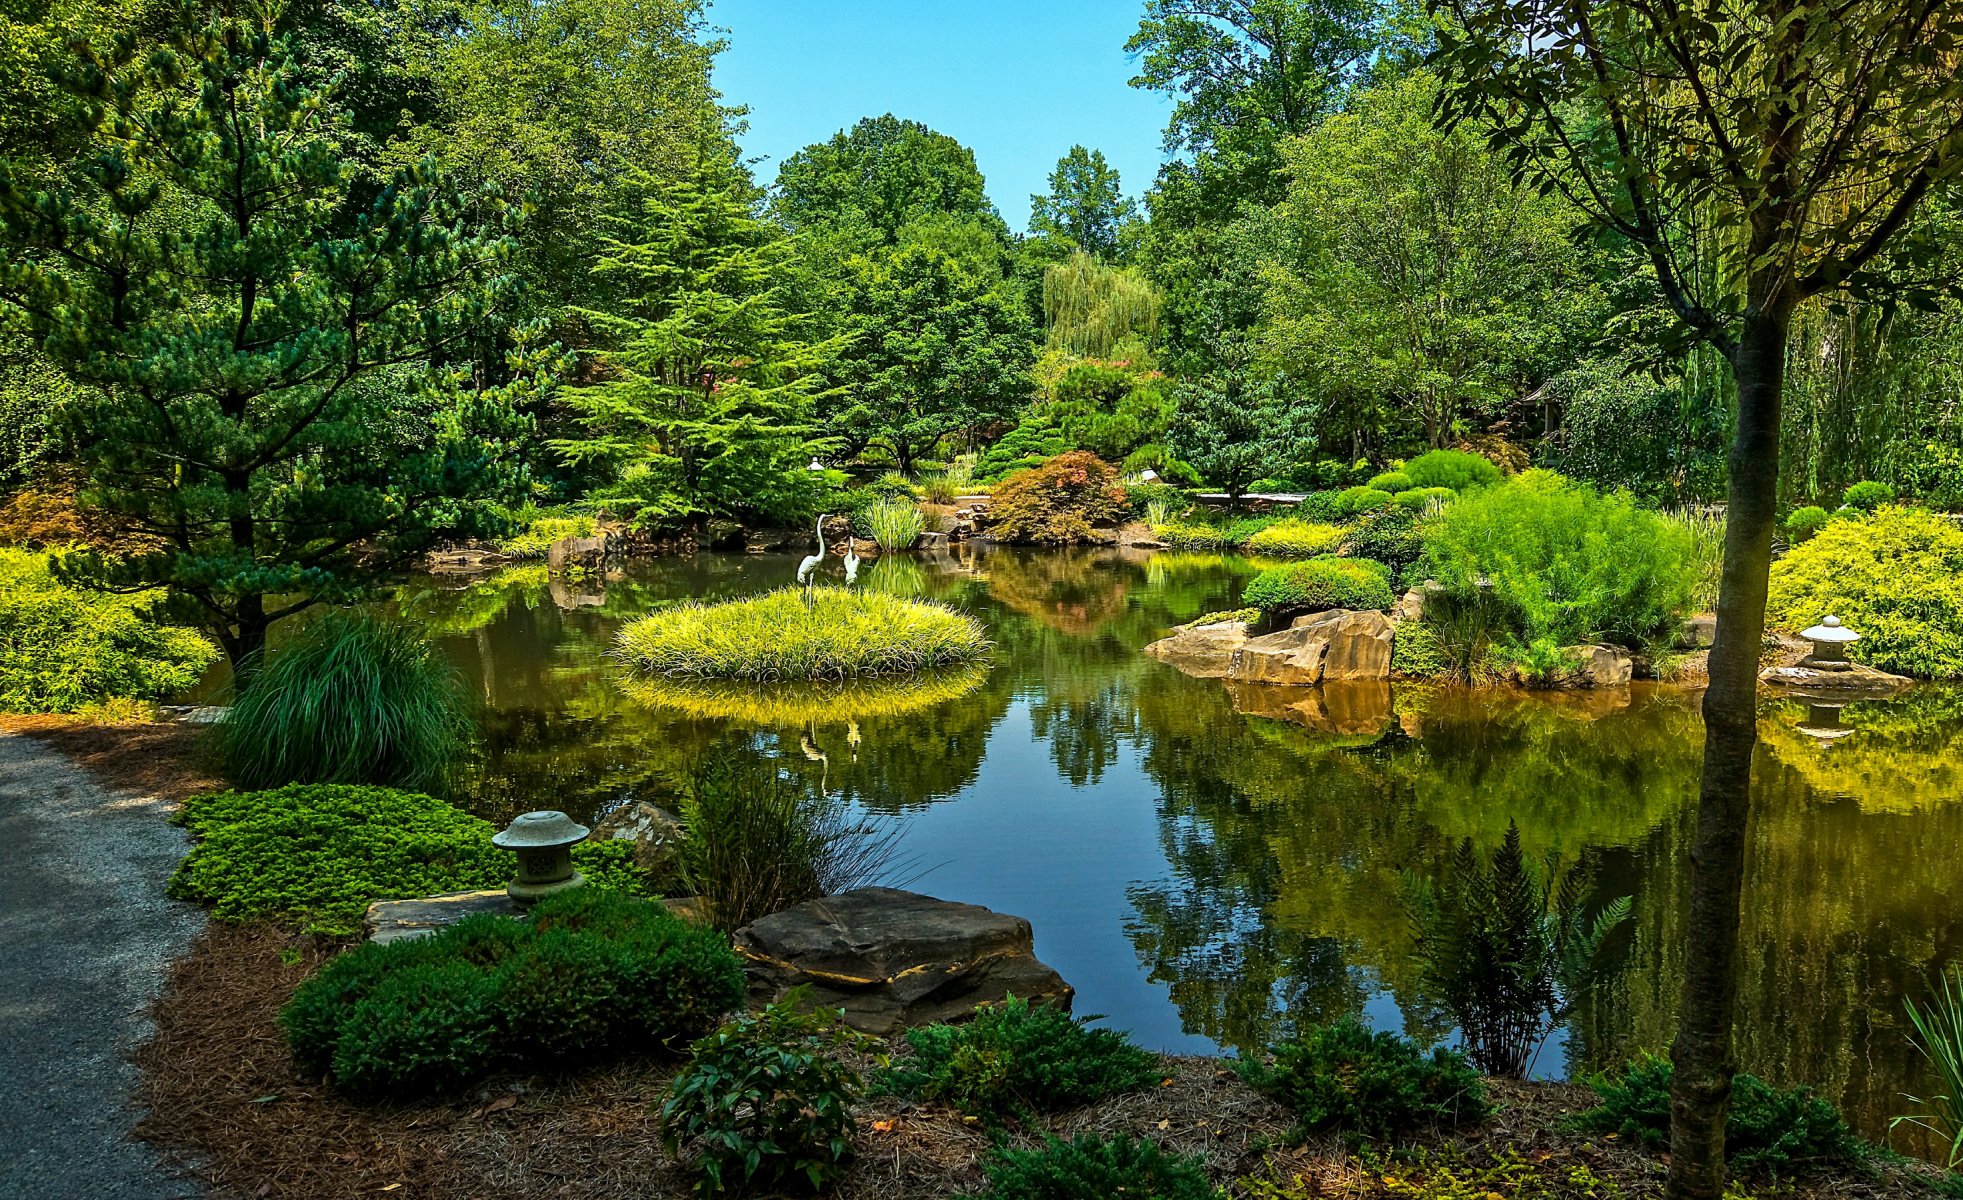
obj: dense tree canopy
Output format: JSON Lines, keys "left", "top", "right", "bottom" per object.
{"left": 1029, "top": 145, "right": 1138, "bottom": 261}
{"left": 772, "top": 114, "right": 1004, "bottom": 245}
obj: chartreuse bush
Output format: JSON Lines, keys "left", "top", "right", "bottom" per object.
{"left": 882, "top": 996, "right": 1159, "bottom": 1121}
{"left": 0, "top": 547, "right": 217, "bottom": 713}
{"left": 1403, "top": 449, "right": 1503, "bottom": 492}
{"left": 1333, "top": 485, "right": 1397, "bottom": 517}
{"left": 1242, "top": 558, "right": 1394, "bottom": 614}
{"left": 1244, "top": 519, "right": 1346, "bottom": 558}
{"left": 662, "top": 991, "right": 881, "bottom": 1197}
{"left": 282, "top": 889, "right": 743, "bottom": 1096}
{"left": 1241, "top": 1019, "right": 1488, "bottom": 1140}
{"left": 980, "top": 1134, "right": 1220, "bottom": 1200}
{"left": 214, "top": 610, "right": 472, "bottom": 792}
{"left": 615, "top": 587, "right": 990, "bottom": 681}
{"left": 495, "top": 505, "right": 597, "bottom": 557}
{"left": 1767, "top": 505, "right": 1963, "bottom": 678}
{"left": 1367, "top": 470, "right": 1416, "bottom": 494}
{"left": 1393, "top": 486, "right": 1457, "bottom": 511}
{"left": 1576, "top": 1054, "right": 1855, "bottom": 1173}
{"left": 168, "top": 784, "right": 657, "bottom": 935}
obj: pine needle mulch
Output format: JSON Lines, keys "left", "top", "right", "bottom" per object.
{"left": 0, "top": 715, "right": 221, "bottom": 803}
{"left": 132, "top": 924, "right": 1960, "bottom": 1200}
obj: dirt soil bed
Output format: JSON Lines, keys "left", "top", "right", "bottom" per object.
{"left": 132, "top": 924, "right": 1951, "bottom": 1200}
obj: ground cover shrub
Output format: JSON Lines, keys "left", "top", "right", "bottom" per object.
{"left": 1393, "top": 486, "right": 1457, "bottom": 511}
{"left": 1843, "top": 480, "right": 1895, "bottom": 511}
{"left": 1576, "top": 1054, "right": 1855, "bottom": 1173}
{"left": 1341, "top": 506, "right": 1428, "bottom": 578}
{"left": 1333, "top": 486, "right": 1396, "bottom": 517}
{"left": 0, "top": 547, "right": 216, "bottom": 712}
{"left": 1178, "top": 607, "right": 1260, "bottom": 631}
{"left": 1242, "top": 1018, "right": 1488, "bottom": 1140}
{"left": 1242, "top": 558, "right": 1394, "bottom": 614}
{"left": 662, "top": 991, "right": 879, "bottom": 1197}
{"left": 1766, "top": 505, "right": 1963, "bottom": 678}
{"left": 882, "top": 995, "right": 1159, "bottom": 1120}
{"left": 1898, "top": 967, "right": 1963, "bottom": 1169}
{"left": 214, "top": 611, "right": 471, "bottom": 791}
{"left": 1786, "top": 505, "right": 1832, "bottom": 542}
{"left": 978, "top": 1133, "right": 1220, "bottom": 1200}
{"left": 1367, "top": 470, "right": 1415, "bottom": 493}
{"left": 282, "top": 889, "right": 743, "bottom": 1096}
{"left": 1245, "top": 519, "right": 1346, "bottom": 559}
{"left": 168, "top": 783, "right": 657, "bottom": 935}
{"left": 1290, "top": 490, "right": 1346, "bottom": 522}
{"left": 1391, "top": 621, "right": 1451, "bottom": 677}
{"left": 1403, "top": 449, "right": 1503, "bottom": 492}
{"left": 1422, "top": 472, "right": 1697, "bottom": 667}
{"left": 615, "top": 587, "right": 990, "bottom": 681}
{"left": 864, "top": 497, "right": 925, "bottom": 551}
{"left": 495, "top": 506, "right": 597, "bottom": 557}
{"left": 1153, "top": 519, "right": 1242, "bottom": 551}
{"left": 988, "top": 451, "right": 1128, "bottom": 544}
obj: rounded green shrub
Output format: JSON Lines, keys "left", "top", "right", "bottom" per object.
{"left": 1332, "top": 486, "right": 1397, "bottom": 517}
{"left": 1242, "top": 558, "right": 1394, "bottom": 614}
{"left": 988, "top": 451, "right": 1128, "bottom": 544}
{"left": 1365, "top": 470, "right": 1415, "bottom": 494}
{"left": 615, "top": 587, "right": 991, "bottom": 681}
{"left": 1403, "top": 448, "right": 1503, "bottom": 492}
{"left": 214, "top": 610, "right": 471, "bottom": 792}
{"left": 979, "top": 1134, "right": 1218, "bottom": 1200}
{"left": 1240, "top": 1018, "right": 1488, "bottom": 1139}
{"left": 1842, "top": 479, "right": 1895, "bottom": 511}
{"left": 882, "top": 996, "right": 1159, "bottom": 1121}
{"left": 327, "top": 960, "right": 502, "bottom": 1095}
{"left": 1244, "top": 519, "right": 1346, "bottom": 559}
{"left": 1576, "top": 1054, "right": 1854, "bottom": 1174}
{"left": 1341, "top": 506, "right": 1428, "bottom": 576}
{"left": 1785, "top": 505, "right": 1832, "bottom": 542}
{"left": 1392, "top": 486, "right": 1457, "bottom": 511}
{"left": 1767, "top": 504, "right": 1963, "bottom": 678}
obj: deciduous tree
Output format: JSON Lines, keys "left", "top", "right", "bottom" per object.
{"left": 1029, "top": 145, "right": 1137, "bottom": 261}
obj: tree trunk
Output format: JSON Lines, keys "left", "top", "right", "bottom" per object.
{"left": 228, "top": 594, "right": 271, "bottom": 694}
{"left": 1666, "top": 302, "right": 1790, "bottom": 1200}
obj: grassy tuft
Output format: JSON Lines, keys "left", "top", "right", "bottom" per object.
{"left": 865, "top": 497, "right": 926, "bottom": 551}
{"left": 615, "top": 587, "right": 990, "bottom": 682}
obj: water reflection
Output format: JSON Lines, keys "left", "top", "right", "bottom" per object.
{"left": 400, "top": 546, "right": 1963, "bottom": 1151}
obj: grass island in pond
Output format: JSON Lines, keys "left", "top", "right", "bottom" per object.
{"left": 614, "top": 586, "right": 991, "bottom": 681}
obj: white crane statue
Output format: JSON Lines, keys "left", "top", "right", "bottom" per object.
{"left": 796, "top": 514, "right": 828, "bottom": 594}
{"left": 842, "top": 533, "right": 862, "bottom": 586}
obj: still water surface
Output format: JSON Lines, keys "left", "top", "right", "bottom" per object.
{"left": 395, "top": 544, "right": 1963, "bottom": 1149}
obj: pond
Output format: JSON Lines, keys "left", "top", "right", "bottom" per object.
{"left": 395, "top": 544, "right": 1963, "bottom": 1151}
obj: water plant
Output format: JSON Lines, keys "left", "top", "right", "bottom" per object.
{"left": 615, "top": 587, "right": 990, "bottom": 681}
{"left": 882, "top": 995, "right": 1159, "bottom": 1120}
{"left": 1897, "top": 967, "right": 1963, "bottom": 1168}
{"left": 1241, "top": 557, "right": 1394, "bottom": 614}
{"left": 865, "top": 496, "right": 926, "bottom": 550}
{"left": 212, "top": 610, "right": 471, "bottom": 792}
{"left": 1767, "top": 505, "right": 1963, "bottom": 678}
{"left": 1576, "top": 1054, "right": 1855, "bottom": 1173}
{"left": 1241, "top": 1018, "right": 1488, "bottom": 1139}
{"left": 618, "top": 665, "right": 988, "bottom": 727}
{"left": 979, "top": 1134, "right": 1220, "bottom": 1200}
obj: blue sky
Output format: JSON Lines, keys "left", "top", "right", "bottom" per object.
{"left": 711, "top": 0, "right": 1174, "bottom": 232}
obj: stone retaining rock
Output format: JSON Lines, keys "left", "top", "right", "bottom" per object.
{"left": 1226, "top": 609, "right": 1393, "bottom": 686}
{"left": 1566, "top": 644, "right": 1633, "bottom": 688}
{"left": 1142, "top": 620, "right": 1252, "bottom": 678}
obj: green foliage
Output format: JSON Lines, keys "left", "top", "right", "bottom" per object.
{"left": 865, "top": 498, "right": 925, "bottom": 551}
{"left": 1333, "top": 487, "right": 1397, "bottom": 517}
{"left": 1661, "top": 507, "right": 1727, "bottom": 612}
{"left": 989, "top": 451, "right": 1129, "bottom": 544}
{"left": 614, "top": 587, "right": 991, "bottom": 681}
{"left": 1405, "top": 824, "right": 1632, "bottom": 1077}
{"left": 213, "top": 611, "right": 471, "bottom": 792}
{"left": 1404, "top": 450, "right": 1504, "bottom": 492}
{"left": 883, "top": 996, "right": 1159, "bottom": 1120}
{"left": 772, "top": 114, "right": 1002, "bottom": 242}
{"left": 1342, "top": 507, "right": 1430, "bottom": 580}
{"left": 1576, "top": 1055, "right": 1856, "bottom": 1173}
{"left": 1900, "top": 442, "right": 1963, "bottom": 511}
{"left": 979, "top": 1133, "right": 1220, "bottom": 1200}
{"left": 168, "top": 784, "right": 656, "bottom": 936}
{"left": 1169, "top": 372, "right": 1317, "bottom": 500}
{"left": 1392, "top": 621, "right": 1452, "bottom": 678}
{"left": 1422, "top": 472, "right": 1698, "bottom": 664}
{"left": 283, "top": 889, "right": 744, "bottom": 1095}
{"left": 1367, "top": 471, "right": 1416, "bottom": 493}
{"left": 1043, "top": 256, "right": 1160, "bottom": 358}
{"left": 1242, "top": 558, "right": 1394, "bottom": 614}
{"left": 1245, "top": 520, "right": 1347, "bottom": 559}
{"left": 662, "top": 992, "right": 879, "bottom": 1197}
{"left": 1767, "top": 505, "right": 1963, "bottom": 678}
{"left": 1393, "top": 487, "right": 1458, "bottom": 511}
{"left": 1897, "top": 968, "right": 1963, "bottom": 1169}
{"left": 975, "top": 417, "right": 1072, "bottom": 483}
{"left": 496, "top": 508, "right": 598, "bottom": 557}
{"left": 1037, "top": 358, "right": 1177, "bottom": 464}
{"left": 1842, "top": 479, "right": 1896, "bottom": 511}
{"left": 1029, "top": 147, "right": 1138, "bottom": 261}
{"left": 1242, "top": 1019, "right": 1489, "bottom": 1140}
{"left": 1786, "top": 505, "right": 1832, "bottom": 542}
{"left": 0, "top": 548, "right": 216, "bottom": 713}
{"left": 1126, "top": 480, "right": 1194, "bottom": 522}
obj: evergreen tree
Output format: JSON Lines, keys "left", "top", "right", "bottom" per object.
{"left": 0, "top": 7, "right": 542, "bottom": 675}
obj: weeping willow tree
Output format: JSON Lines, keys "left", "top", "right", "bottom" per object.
{"left": 1042, "top": 253, "right": 1162, "bottom": 359}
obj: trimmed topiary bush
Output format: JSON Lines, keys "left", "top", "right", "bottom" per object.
{"left": 615, "top": 587, "right": 990, "bottom": 682}
{"left": 1842, "top": 480, "right": 1895, "bottom": 511}
{"left": 1241, "top": 1019, "right": 1488, "bottom": 1140}
{"left": 1366, "top": 470, "right": 1415, "bottom": 494}
{"left": 882, "top": 996, "right": 1160, "bottom": 1120}
{"left": 1767, "top": 504, "right": 1963, "bottom": 678}
{"left": 1333, "top": 486, "right": 1397, "bottom": 517}
{"left": 1575, "top": 1054, "right": 1856, "bottom": 1173}
{"left": 988, "top": 451, "right": 1128, "bottom": 544}
{"left": 1242, "top": 558, "right": 1394, "bottom": 614}
{"left": 1244, "top": 519, "right": 1346, "bottom": 558}
{"left": 1786, "top": 505, "right": 1832, "bottom": 543}
{"left": 1403, "top": 448, "right": 1502, "bottom": 492}
{"left": 979, "top": 1134, "right": 1219, "bottom": 1200}
{"left": 167, "top": 783, "right": 658, "bottom": 935}
{"left": 214, "top": 610, "right": 471, "bottom": 792}
{"left": 283, "top": 889, "right": 744, "bottom": 1096}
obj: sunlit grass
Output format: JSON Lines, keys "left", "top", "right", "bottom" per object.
{"left": 614, "top": 587, "right": 991, "bottom": 682}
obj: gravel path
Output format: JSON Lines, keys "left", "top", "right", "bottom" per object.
{"left": 0, "top": 731, "right": 206, "bottom": 1199}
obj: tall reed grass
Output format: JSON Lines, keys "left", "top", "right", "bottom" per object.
{"left": 1662, "top": 506, "right": 1727, "bottom": 612}
{"left": 865, "top": 498, "right": 926, "bottom": 551}
{"left": 1897, "top": 968, "right": 1963, "bottom": 1168}
{"left": 615, "top": 588, "right": 990, "bottom": 681}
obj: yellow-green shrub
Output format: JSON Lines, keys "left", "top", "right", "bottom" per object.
{"left": 496, "top": 507, "right": 597, "bottom": 557}
{"left": 1767, "top": 505, "right": 1963, "bottom": 678}
{"left": 1244, "top": 519, "right": 1346, "bottom": 558}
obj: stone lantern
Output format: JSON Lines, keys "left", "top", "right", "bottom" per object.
{"left": 1800, "top": 614, "right": 1860, "bottom": 670}
{"left": 493, "top": 810, "right": 590, "bottom": 904}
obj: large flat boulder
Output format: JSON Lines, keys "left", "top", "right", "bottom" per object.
{"left": 733, "top": 888, "right": 1073, "bottom": 1034}
{"left": 1143, "top": 621, "right": 1252, "bottom": 679}
{"left": 1227, "top": 609, "right": 1393, "bottom": 686}
{"left": 1761, "top": 660, "right": 1913, "bottom": 697}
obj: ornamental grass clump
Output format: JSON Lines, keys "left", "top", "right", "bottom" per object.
{"left": 1244, "top": 519, "right": 1346, "bottom": 558}
{"left": 213, "top": 610, "right": 472, "bottom": 792}
{"left": 1576, "top": 1054, "right": 1856, "bottom": 1174}
{"left": 978, "top": 1134, "right": 1220, "bottom": 1200}
{"left": 281, "top": 889, "right": 744, "bottom": 1096}
{"left": 865, "top": 497, "right": 925, "bottom": 550}
{"left": 1241, "top": 1019, "right": 1488, "bottom": 1140}
{"left": 615, "top": 587, "right": 990, "bottom": 682}
{"left": 1241, "top": 557, "right": 1394, "bottom": 614}
{"left": 1897, "top": 967, "right": 1963, "bottom": 1169}
{"left": 882, "top": 996, "right": 1160, "bottom": 1121}
{"left": 1767, "top": 505, "right": 1963, "bottom": 678}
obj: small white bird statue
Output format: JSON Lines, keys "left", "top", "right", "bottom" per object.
{"left": 797, "top": 514, "right": 828, "bottom": 589}
{"left": 842, "top": 534, "right": 862, "bottom": 586}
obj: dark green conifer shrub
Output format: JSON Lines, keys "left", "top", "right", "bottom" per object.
{"left": 1241, "top": 1019, "right": 1488, "bottom": 1139}
{"left": 979, "top": 1133, "right": 1220, "bottom": 1200}
{"left": 882, "top": 996, "right": 1159, "bottom": 1120}
{"left": 1576, "top": 1054, "right": 1856, "bottom": 1172}
{"left": 1340, "top": 506, "right": 1428, "bottom": 576}
{"left": 1241, "top": 558, "right": 1394, "bottom": 614}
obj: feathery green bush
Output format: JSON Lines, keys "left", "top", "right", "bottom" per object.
{"left": 1333, "top": 486, "right": 1397, "bottom": 517}
{"left": 615, "top": 587, "right": 990, "bottom": 681}
{"left": 213, "top": 610, "right": 471, "bottom": 792}
{"left": 1576, "top": 1054, "right": 1856, "bottom": 1173}
{"left": 882, "top": 996, "right": 1159, "bottom": 1120}
{"left": 1402, "top": 449, "right": 1502, "bottom": 492}
{"left": 1244, "top": 519, "right": 1347, "bottom": 558}
{"left": 1243, "top": 1019, "right": 1488, "bottom": 1139}
{"left": 1767, "top": 505, "right": 1963, "bottom": 678}
{"left": 1242, "top": 558, "right": 1394, "bottom": 614}
{"left": 979, "top": 1134, "right": 1220, "bottom": 1200}
{"left": 1366, "top": 470, "right": 1415, "bottom": 493}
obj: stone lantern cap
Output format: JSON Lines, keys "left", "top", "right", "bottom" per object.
{"left": 1800, "top": 615, "right": 1860, "bottom": 644}
{"left": 493, "top": 810, "right": 589, "bottom": 849}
